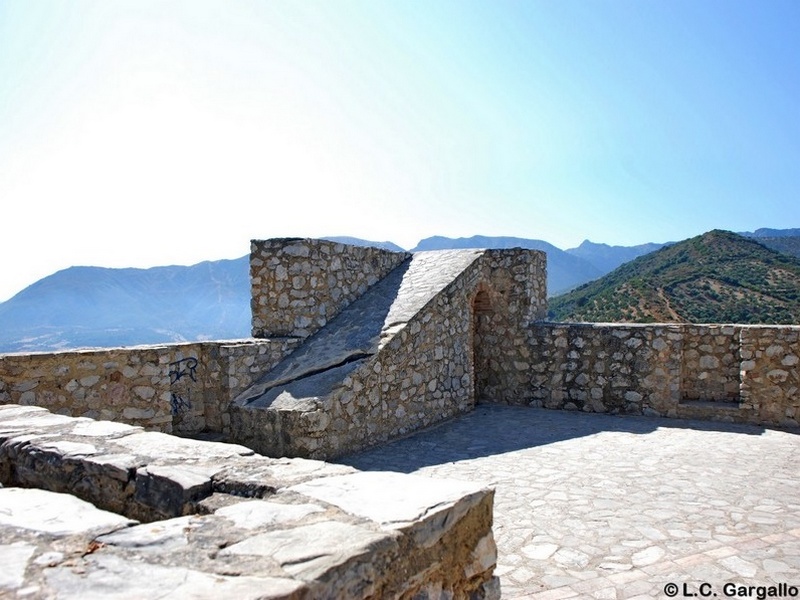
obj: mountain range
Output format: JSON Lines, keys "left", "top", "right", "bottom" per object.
{"left": 1, "top": 229, "right": 798, "bottom": 353}
{"left": 549, "top": 230, "right": 800, "bottom": 324}
{"left": 0, "top": 258, "right": 252, "bottom": 353}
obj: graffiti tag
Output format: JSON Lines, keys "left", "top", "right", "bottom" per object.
{"left": 170, "top": 392, "right": 192, "bottom": 415}
{"left": 168, "top": 357, "right": 198, "bottom": 384}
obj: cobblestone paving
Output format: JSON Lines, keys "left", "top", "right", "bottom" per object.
{"left": 340, "top": 406, "right": 800, "bottom": 599}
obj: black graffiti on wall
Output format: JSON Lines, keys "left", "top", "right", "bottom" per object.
{"left": 168, "top": 357, "right": 198, "bottom": 415}
{"left": 170, "top": 392, "right": 192, "bottom": 415}
{"left": 169, "top": 357, "right": 198, "bottom": 384}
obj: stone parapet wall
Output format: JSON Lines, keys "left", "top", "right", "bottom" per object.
{"left": 473, "top": 249, "right": 549, "bottom": 403}
{"left": 681, "top": 325, "right": 742, "bottom": 401}
{"left": 250, "top": 238, "right": 409, "bottom": 339}
{"left": 0, "top": 339, "right": 300, "bottom": 437}
{"left": 740, "top": 326, "right": 800, "bottom": 425}
{"left": 213, "top": 338, "right": 303, "bottom": 433}
{"left": 490, "top": 322, "right": 799, "bottom": 429}
{"left": 0, "top": 404, "right": 498, "bottom": 599}
{"left": 523, "top": 323, "right": 681, "bottom": 416}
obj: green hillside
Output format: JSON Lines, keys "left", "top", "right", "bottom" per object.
{"left": 548, "top": 230, "right": 800, "bottom": 324}
{"left": 758, "top": 236, "right": 800, "bottom": 260}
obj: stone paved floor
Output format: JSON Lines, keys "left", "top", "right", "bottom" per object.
{"left": 339, "top": 405, "right": 800, "bottom": 599}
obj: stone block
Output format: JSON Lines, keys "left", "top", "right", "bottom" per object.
{"left": 0, "top": 487, "right": 135, "bottom": 536}
{"left": 0, "top": 406, "right": 498, "bottom": 599}
{"left": 133, "top": 465, "right": 214, "bottom": 520}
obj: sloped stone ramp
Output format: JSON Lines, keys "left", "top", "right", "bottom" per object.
{"left": 231, "top": 249, "right": 485, "bottom": 458}
{"left": 0, "top": 404, "right": 499, "bottom": 599}
{"left": 236, "top": 250, "right": 482, "bottom": 408}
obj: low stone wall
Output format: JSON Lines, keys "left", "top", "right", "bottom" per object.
{"left": 740, "top": 326, "right": 800, "bottom": 425}
{"left": 523, "top": 323, "right": 681, "bottom": 416}
{"left": 493, "top": 323, "right": 800, "bottom": 429}
{"left": 0, "top": 404, "right": 498, "bottom": 599}
{"left": 680, "top": 325, "right": 741, "bottom": 402}
{"left": 0, "top": 339, "right": 300, "bottom": 437}
{"left": 250, "top": 238, "right": 409, "bottom": 339}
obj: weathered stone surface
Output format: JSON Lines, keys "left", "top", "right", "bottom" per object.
{"left": 44, "top": 554, "right": 307, "bottom": 600}
{"left": 215, "top": 499, "right": 325, "bottom": 528}
{"left": 0, "top": 488, "right": 134, "bottom": 535}
{"left": 0, "top": 541, "right": 36, "bottom": 590}
{"left": 237, "top": 249, "right": 484, "bottom": 406}
{"left": 0, "top": 339, "right": 301, "bottom": 439}
{"left": 288, "top": 471, "right": 490, "bottom": 547}
{"left": 0, "top": 407, "right": 498, "bottom": 599}
{"left": 133, "top": 464, "right": 215, "bottom": 520}
{"left": 96, "top": 515, "right": 198, "bottom": 551}
{"left": 250, "top": 238, "right": 410, "bottom": 339}
{"left": 221, "top": 520, "right": 397, "bottom": 581}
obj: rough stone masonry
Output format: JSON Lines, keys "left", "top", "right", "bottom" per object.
{"left": 1, "top": 238, "right": 798, "bottom": 461}
{"left": 0, "top": 404, "right": 499, "bottom": 599}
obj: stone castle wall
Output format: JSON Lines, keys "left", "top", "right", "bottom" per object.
{"left": 473, "top": 250, "right": 549, "bottom": 404}
{"left": 740, "top": 326, "right": 800, "bottom": 425}
{"left": 680, "top": 325, "right": 742, "bottom": 402}
{"left": 490, "top": 322, "right": 799, "bottom": 429}
{"left": 521, "top": 323, "right": 681, "bottom": 415}
{"left": 250, "top": 238, "right": 409, "bottom": 339}
{"left": 316, "top": 248, "right": 547, "bottom": 457}
{"left": 0, "top": 338, "right": 300, "bottom": 436}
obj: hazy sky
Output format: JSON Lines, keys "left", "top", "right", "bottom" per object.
{"left": 2, "top": 1, "right": 799, "bottom": 301}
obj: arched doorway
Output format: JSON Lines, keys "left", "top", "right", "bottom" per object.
{"left": 472, "top": 288, "right": 493, "bottom": 404}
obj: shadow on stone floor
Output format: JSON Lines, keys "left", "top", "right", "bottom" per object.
{"left": 338, "top": 405, "right": 769, "bottom": 473}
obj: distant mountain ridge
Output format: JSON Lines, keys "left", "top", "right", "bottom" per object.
{"left": 565, "top": 240, "right": 667, "bottom": 274}
{"left": 2, "top": 229, "right": 799, "bottom": 353}
{"left": 413, "top": 235, "right": 602, "bottom": 295}
{"left": 549, "top": 230, "right": 800, "bottom": 324}
{"left": 743, "top": 228, "right": 800, "bottom": 238}
{"left": 322, "top": 236, "right": 405, "bottom": 253}
{"left": 0, "top": 258, "right": 252, "bottom": 353}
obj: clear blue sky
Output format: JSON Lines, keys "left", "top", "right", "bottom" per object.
{"left": 1, "top": 0, "right": 799, "bottom": 301}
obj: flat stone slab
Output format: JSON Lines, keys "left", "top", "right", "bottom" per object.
{"left": 0, "top": 488, "right": 135, "bottom": 536}
{"left": 288, "top": 471, "right": 492, "bottom": 546}
{"left": 44, "top": 554, "right": 307, "bottom": 600}
{"left": 0, "top": 405, "right": 497, "bottom": 599}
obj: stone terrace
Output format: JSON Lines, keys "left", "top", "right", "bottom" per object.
{"left": 343, "top": 404, "right": 800, "bottom": 599}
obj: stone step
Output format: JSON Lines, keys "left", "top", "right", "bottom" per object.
{"left": 676, "top": 399, "right": 743, "bottom": 422}
{"left": 678, "top": 399, "right": 742, "bottom": 410}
